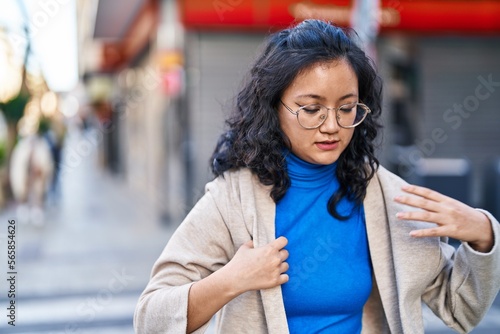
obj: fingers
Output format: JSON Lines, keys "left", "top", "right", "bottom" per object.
{"left": 394, "top": 184, "right": 448, "bottom": 223}
{"left": 270, "top": 238, "right": 289, "bottom": 283}
{"left": 396, "top": 210, "right": 439, "bottom": 224}
{"left": 279, "top": 273, "right": 289, "bottom": 284}
{"left": 280, "top": 261, "right": 289, "bottom": 273}
{"left": 279, "top": 249, "right": 289, "bottom": 261}
{"left": 400, "top": 184, "right": 447, "bottom": 202}
{"left": 271, "top": 236, "right": 288, "bottom": 250}
{"left": 394, "top": 194, "right": 440, "bottom": 213}
{"left": 244, "top": 236, "right": 288, "bottom": 250}
{"left": 409, "top": 227, "right": 447, "bottom": 238}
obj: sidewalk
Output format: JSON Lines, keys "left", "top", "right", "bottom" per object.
{"left": 0, "top": 128, "right": 176, "bottom": 333}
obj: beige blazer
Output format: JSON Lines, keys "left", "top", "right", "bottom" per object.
{"left": 134, "top": 166, "right": 500, "bottom": 334}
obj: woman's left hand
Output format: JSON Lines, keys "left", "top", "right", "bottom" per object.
{"left": 394, "top": 184, "right": 494, "bottom": 253}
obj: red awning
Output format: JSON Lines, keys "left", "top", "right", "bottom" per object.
{"left": 181, "top": 0, "right": 500, "bottom": 34}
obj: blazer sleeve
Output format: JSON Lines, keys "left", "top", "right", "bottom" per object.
{"left": 422, "top": 209, "right": 500, "bottom": 333}
{"left": 133, "top": 181, "right": 235, "bottom": 334}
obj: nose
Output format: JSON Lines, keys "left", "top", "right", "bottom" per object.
{"left": 318, "top": 109, "right": 339, "bottom": 133}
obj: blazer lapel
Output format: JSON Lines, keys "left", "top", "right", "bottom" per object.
{"left": 364, "top": 171, "right": 403, "bottom": 333}
{"left": 252, "top": 180, "right": 290, "bottom": 334}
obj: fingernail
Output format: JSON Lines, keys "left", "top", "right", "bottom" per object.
{"left": 396, "top": 212, "right": 404, "bottom": 219}
{"left": 394, "top": 196, "right": 402, "bottom": 201}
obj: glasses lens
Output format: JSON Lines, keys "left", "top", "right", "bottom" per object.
{"left": 296, "top": 103, "right": 370, "bottom": 129}
{"left": 297, "top": 104, "right": 327, "bottom": 129}
{"left": 337, "top": 103, "right": 368, "bottom": 127}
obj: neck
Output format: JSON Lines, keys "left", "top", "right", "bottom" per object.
{"left": 285, "top": 152, "right": 337, "bottom": 188}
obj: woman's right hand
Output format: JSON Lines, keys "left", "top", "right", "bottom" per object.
{"left": 186, "top": 236, "right": 289, "bottom": 333}
{"left": 223, "top": 236, "right": 290, "bottom": 294}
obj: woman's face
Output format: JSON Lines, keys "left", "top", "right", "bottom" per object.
{"left": 278, "top": 59, "right": 359, "bottom": 165}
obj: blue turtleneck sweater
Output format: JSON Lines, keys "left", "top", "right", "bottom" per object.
{"left": 275, "top": 153, "right": 372, "bottom": 333}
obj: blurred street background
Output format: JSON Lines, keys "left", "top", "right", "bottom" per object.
{"left": 0, "top": 0, "right": 499, "bottom": 333}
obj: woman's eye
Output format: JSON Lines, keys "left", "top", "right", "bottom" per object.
{"left": 340, "top": 105, "right": 356, "bottom": 113}
{"left": 302, "top": 106, "right": 321, "bottom": 113}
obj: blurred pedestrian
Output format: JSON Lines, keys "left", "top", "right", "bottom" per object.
{"left": 135, "top": 20, "right": 499, "bottom": 333}
{"left": 10, "top": 120, "right": 54, "bottom": 225}
{"left": 42, "top": 114, "right": 65, "bottom": 204}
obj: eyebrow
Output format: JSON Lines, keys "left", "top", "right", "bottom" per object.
{"left": 295, "top": 93, "right": 359, "bottom": 103}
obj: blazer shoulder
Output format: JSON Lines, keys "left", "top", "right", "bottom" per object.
{"left": 375, "top": 165, "right": 409, "bottom": 189}
{"left": 205, "top": 168, "right": 258, "bottom": 192}
{"left": 205, "top": 168, "right": 270, "bottom": 206}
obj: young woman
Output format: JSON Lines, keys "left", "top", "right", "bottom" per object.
{"left": 134, "top": 19, "right": 499, "bottom": 333}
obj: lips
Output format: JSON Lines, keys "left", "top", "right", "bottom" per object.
{"left": 315, "top": 140, "right": 339, "bottom": 151}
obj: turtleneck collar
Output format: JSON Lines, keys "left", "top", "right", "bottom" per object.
{"left": 285, "top": 152, "right": 337, "bottom": 189}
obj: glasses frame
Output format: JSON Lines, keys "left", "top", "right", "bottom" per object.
{"left": 280, "top": 100, "right": 371, "bottom": 129}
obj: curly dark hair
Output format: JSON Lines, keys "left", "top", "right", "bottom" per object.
{"left": 211, "top": 19, "right": 382, "bottom": 220}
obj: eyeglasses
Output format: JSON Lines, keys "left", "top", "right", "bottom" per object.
{"left": 280, "top": 100, "right": 371, "bottom": 129}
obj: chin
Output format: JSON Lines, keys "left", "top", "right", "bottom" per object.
{"left": 305, "top": 154, "right": 340, "bottom": 166}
